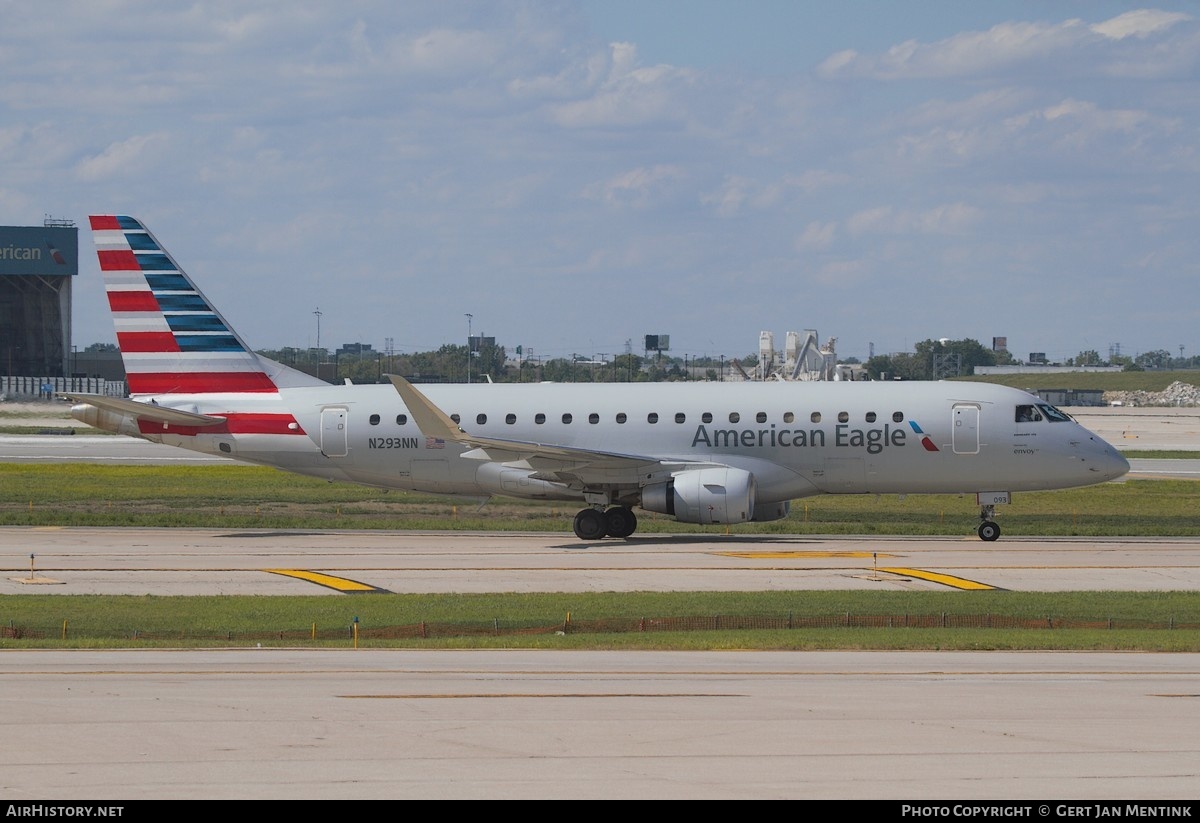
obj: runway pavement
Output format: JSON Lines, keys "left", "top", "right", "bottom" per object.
{"left": 5, "top": 525, "right": 1198, "bottom": 802}
{"left": 4, "top": 527, "right": 1200, "bottom": 594}
{"left": 3, "top": 648, "right": 1198, "bottom": 800}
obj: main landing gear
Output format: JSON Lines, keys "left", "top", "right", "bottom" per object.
{"left": 573, "top": 506, "right": 638, "bottom": 540}
{"left": 978, "top": 503, "right": 1001, "bottom": 542}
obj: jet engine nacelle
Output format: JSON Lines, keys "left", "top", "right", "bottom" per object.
{"left": 641, "top": 467, "right": 756, "bottom": 525}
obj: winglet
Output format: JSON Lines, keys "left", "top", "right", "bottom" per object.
{"left": 385, "top": 375, "right": 467, "bottom": 443}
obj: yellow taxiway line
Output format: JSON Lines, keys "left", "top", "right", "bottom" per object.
{"left": 877, "top": 567, "right": 997, "bottom": 590}
{"left": 264, "top": 569, "right": 385, "bottom": 593}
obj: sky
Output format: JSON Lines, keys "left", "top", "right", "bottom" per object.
{"left": 3, "top": 1, "right": 1199, "bottom": 365}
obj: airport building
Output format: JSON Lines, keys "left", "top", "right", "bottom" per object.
{"left": 0, "top": 218, "right": 124, "bottom": 399}
{"left": 0, "top": 219, "right": 78, "bottom": 378}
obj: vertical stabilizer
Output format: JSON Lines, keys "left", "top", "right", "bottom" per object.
{"left": 89, "top": 215, "right": 325, "bottom": 395}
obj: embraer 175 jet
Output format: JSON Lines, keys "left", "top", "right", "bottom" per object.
{"left": 67, "top": 215, "right": 1130, "bottom": 541}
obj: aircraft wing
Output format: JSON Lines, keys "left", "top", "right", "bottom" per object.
{"left": 386, "top": 375, "right": 714, "bottom": 483}
{"left": 60, "top": 393, "right": 228, "bottom": 427}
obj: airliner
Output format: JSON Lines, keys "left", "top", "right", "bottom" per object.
{"left": 66, "top": 215, "right": 1130, "bottom": 541}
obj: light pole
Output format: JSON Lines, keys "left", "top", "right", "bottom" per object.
{"left": 465, "top": 313, "right": 473, "bottom": 384}
{"left": 313, "top": 308, "right": 322, "bottom": 351}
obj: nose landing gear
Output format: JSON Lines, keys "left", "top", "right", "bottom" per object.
{"left": 978, "top": 503, "right": 1000, "bottom": 541}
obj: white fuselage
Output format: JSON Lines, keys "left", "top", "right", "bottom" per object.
{"left": 89, "top": 380, "right": 1130, "bottom": 504}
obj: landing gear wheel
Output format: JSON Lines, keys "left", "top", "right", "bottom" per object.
{"left": 978, "top": 521, "right": 1001, "bottom": 542}
{"left": 573, "top": 508, "right": 607, "bottom": 540}
{"left": 604, "top": 506, "right": 638, "bottom": 539}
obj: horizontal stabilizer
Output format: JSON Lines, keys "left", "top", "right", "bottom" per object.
{"left": 61, "top": 393, "right": 227, "bottom": 427}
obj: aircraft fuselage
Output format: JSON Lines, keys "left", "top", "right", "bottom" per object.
{"left": 76, "top": 379, "right": 1128, "bottom": 505}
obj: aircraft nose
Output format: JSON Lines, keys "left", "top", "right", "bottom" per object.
{"left": 1086, "top": 437, "right": 1130, "bottom": 481}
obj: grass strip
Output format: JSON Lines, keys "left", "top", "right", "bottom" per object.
{"left": 3, "top": 590, "right": 1200, "bottom": 651}
{"left": 2, "top": 464, "right": 1199, "bottom": 535}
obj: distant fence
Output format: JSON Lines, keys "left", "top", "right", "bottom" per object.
{"left": 1, "top": 376, "right": 126, "bottom": 400}
{"left": 4, "top": 612, "right": 1197, "bottom": 643}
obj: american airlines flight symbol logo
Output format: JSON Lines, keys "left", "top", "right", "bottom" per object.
{"left": 908, "top": 420, "right": 940, "bottom": 451}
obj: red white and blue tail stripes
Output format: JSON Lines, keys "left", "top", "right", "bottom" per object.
{"left": 90, "top": 215, "right": 279, "bottom": 395}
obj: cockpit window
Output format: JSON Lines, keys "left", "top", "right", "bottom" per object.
{"left": 1037, "top": 404, "right": 1074, "bottom": 422}
{"left": 1016, "top": 404, "right": 1074, "bottom": 423}
{"left": 1015, "top": 405, "right": 1043, "bottom": 423}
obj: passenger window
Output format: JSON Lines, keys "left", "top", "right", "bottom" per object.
{"left": 892, "top": 411, "right": 904, "bottom": 423}
{"left": 535, "top": 413, "right": 546, "bottom": 424}
{"left": 810, "top": 412, "right": 821, "bottom": 423}
{"left": 450, "top": 414, "right": 461, "bottom": 424}
{"left": 562, "top": 413, "right": 573, "bottom": 424}
{"left": 589, "top": 413, "right": 599, "bottom": 424}
{"left": 783, "top": 412, "right": 794, "bottom": 423}
{"left": 476, "top": 414, "right": 487, "bottom": 425}
{"left": 616, "top": 412, "right": 627, "bottom": 424}
{"left": 675, "top": 413, "right": 686, "bottom": 423}
{"left": 648, "top": 413, "right": 659, "bottom": 424}
{"left": 396, "top": 414, "right": 408, "bottom": 425}
{"left": 865, "top": 412, "right": 876, "bottom": 423}
{"left": 729, "top": 412, "right": 740, "bottom": 423}
{"left": 505, "top": 413, "right": 516, "bottom": 425}
{"left": 756, "top": 412, "right": 767, "bottom": 423}
{"left": 838, "top": 411, "right": 849, "bottom": 423}
{"left": 702, "top": 412, "right": 713, "bottom": 423}
{"left": 369, "top": 414, "right": 380, "bottom": 426}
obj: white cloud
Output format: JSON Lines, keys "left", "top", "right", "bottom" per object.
{"left": 846, "top": 206, "right": 895, "bottom": 235}
{"left": 700, "top": 176, "right": 753, "bottom": 217}
{"left": 387, "top": 27, "right": 504, "bottom": 75}
{"left": 549, "top": 42, "right": 697, "bottom": 128}
{"left": 795, "top": 221, "right": 836, "bottom": 251}
{"left": 817, "top": 9, "right": 1194, "bottom": 80}
{"left": 582, "top": 165, "right": 685, "bottom": 208}
{"left": 818, "top": 19, "right": 1081, "bottom": 79}
{"left": 1091, "top": 9, "right": 1191, "bottom": 40}
{"left": 75, "top": 133, "right": 170, "bottom": 181}
{"left": 914, "top": 202, "right": 983, "bottom": 234}
{"left": 701, "top": 171, "right": 846, "bottom": 218}
{"left": 846, "top": 203, "right": 981, "bottom": 236}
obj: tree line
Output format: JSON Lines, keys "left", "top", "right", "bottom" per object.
{"left": 255, "top": 341, "right": 768, "bottom": 384}
{"left": 83, "top": 339, "right": 1198, "bottom": 385}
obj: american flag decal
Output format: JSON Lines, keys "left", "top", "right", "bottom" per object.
{"left": 426, "top": 437, "right": 445, "bottom": 449}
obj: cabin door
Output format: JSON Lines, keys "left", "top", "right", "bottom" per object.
{"left": 320, "top": 407, "right": 348, "bottom": 457}
{"left": 952, "top": 404, "right": 980, "bottom": 454}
